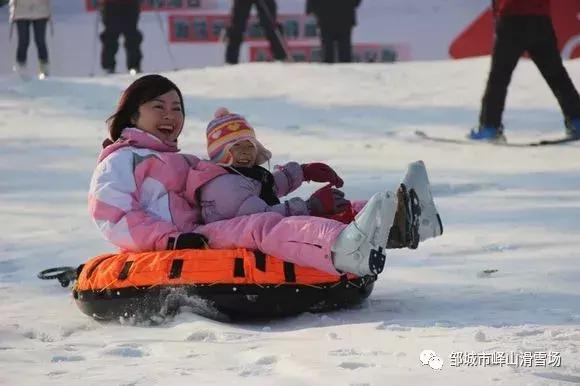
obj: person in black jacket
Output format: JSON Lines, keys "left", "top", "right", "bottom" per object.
{"left": 306, "top": 0, "right": 361, "bottom": 63}
{"left": 225, "top": 0, "right": 287, "bottom": 65}
{"left": 99, "top": 0, "right": 143, "bottom": 74}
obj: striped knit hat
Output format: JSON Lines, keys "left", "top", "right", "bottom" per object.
{"left": 206, "top": 108, "right": 272, "bottom": 166}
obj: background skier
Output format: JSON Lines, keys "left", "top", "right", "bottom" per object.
{"left": 8, "top": 0, "right": 51, "bottom": 78}
{"left": 99, "top": 0, "right": 142, "bottom": 74}
{"left": 306, "top": 0, "right": 361, "bottom": 63}
{"left": 225, "top": 0, "right": 287, "bottom": 64}
{"left": 469, "top": 0, "right": 580, "bottom": 141}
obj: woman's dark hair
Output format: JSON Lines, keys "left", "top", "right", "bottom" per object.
{"left": 106, "top": 74, "right": 185, "bottom": 142}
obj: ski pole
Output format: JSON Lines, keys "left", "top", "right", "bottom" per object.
{"left": 89, "top": 8, "right": 100, "bottom": 77}
{"left": 154, "top": 7, "right": 179, "bottom": 71}
{"left": 255, "top": 0, "right": 294, "bottom": 62}
{"left": 10, "top": 0, "right": 17, "bottom": 40}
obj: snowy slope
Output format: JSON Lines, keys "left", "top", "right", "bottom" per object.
{"left": 1, "top": 58, "right": 580, "bottom": 385}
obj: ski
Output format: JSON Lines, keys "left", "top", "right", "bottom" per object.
{"left": 414, "top": 130, "right": 580, "bottom": 147}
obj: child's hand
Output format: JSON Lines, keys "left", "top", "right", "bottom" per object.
{"left": 307, "top": 185, "right": 350, "bottom": 216}
{"left": 302, "top": 162, "right": 344, "bottom": 188}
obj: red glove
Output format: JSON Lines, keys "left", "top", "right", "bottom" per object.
{"left": 327, "top": 203, "right": 356, "bottom": 224}
{"left": 307, "top": 185, "right": 350, "bottom": 216}
{"left": 301, "top": 162, "right": 344, "bottom": 188}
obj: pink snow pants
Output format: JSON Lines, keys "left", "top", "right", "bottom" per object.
{"left": 196, "top": 212, "right": 346, "bottom": 275}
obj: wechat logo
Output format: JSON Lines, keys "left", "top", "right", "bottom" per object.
{"left": 420, "top": 349, "right": 444, "bottom": 370}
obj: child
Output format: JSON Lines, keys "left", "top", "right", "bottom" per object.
{"left": 200, "top": 108, "right": 443, "bottom": 249}
{"left": 200, "top": 107, "right": 352, "bottom": 224}
{"left": 89, "top": 74, "right": 441, "bottom": 280}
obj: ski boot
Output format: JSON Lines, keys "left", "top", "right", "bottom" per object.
{"left": 468, "top": 125, "right": 506, "bottom": 142}
{"left": 565, "top": 117, "right": 580, "bottom": 139}
{"left": 401, "top": 161, "right": 443, "bottom": 242}
{"left": 38, "top": 61, "right": 49, "bottom": 80}
{"left": 331, "top": 191, "right": 395, "bottom": 276}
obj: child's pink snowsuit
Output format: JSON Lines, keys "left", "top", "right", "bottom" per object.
{"left": 199, "top": 163, "right": 309, "bottom": 223}
{"left": 88, "top": 127, "right": 345, "bottom": 274}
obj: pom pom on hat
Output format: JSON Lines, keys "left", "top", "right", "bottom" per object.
{"left": 214, "top": 107, "right": 230, "bottom": 118}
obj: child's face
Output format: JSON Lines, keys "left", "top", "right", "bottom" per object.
{"left": 135, "top": 90, "right": 184, "bottom": 143}
{"left": 230, "top": 140, "right": 257, "bottom": 167}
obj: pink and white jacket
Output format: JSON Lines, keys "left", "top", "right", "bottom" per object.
{"left": 88, "top": 127, "right": 227, "bottom": 252}
{"left": 199, "top": 163, "right": 310, "bottom": 223}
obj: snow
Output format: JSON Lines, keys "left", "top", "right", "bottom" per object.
{"left": 1, "top": 58, "right": 580, "bottom": 385}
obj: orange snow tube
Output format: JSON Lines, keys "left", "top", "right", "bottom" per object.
{"left": 73, "top": 248, "right": 376, "bottom": 321}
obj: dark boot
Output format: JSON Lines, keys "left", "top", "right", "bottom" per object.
{"left": 387, "top": 184, "right": 420, "bottom": 249}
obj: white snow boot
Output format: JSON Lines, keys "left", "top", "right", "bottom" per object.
{"left": 331, "top": 191, "right": 396, "bottom": 276}
{"left": 401, "top": 160, "right": 443, "bottom": 243}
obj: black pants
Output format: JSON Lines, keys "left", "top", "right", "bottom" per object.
{"left": 480, "top": 15, "right": 580, "bottom": 128}
{"left": 15, "top": 19, "right": 49, "bottom": 65}
{"left": 225, "top": 0, "right": 287, "bottom": 64}
{"left": 319, "top": 25, "right": 353, "bottom": 63}
{"left": 100, "top": 0, "right": 143, "bottom": 72}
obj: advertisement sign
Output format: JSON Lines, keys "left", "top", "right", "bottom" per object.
{"left": 169, "top": 14, "right": 318, "bottom": 43}
{"left": 84, "top": 0, "right": 218, "bottom": 12}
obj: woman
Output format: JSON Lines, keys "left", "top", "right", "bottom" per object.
{"left": 89, "top": 75, "right": 441, "bottom": 278}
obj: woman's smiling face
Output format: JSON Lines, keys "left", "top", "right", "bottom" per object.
{"left": 135, "top": 90, "right": 184, "bottom": 142}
